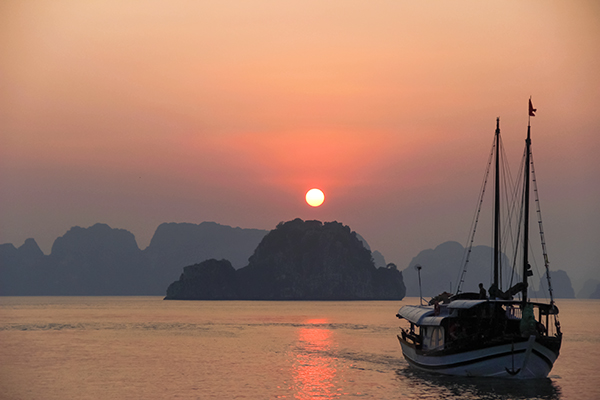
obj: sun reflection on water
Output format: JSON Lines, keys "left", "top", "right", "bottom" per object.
{"left": 292, "top": 318, "right": 340, "bottom": 399}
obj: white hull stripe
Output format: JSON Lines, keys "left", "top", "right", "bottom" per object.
{"left": 404, "top": 347, "right": 553, "bottom": 371}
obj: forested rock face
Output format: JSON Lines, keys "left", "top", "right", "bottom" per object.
{"left": 165, "top": 259, "right": 239, "bottom": 300}
{"left": 165, "top": 219, "right": 406, "bottom": 300}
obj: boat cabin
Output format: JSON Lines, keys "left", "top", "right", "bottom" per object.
{"left": 397, "top": 299, "right": 559, "bottom": 353}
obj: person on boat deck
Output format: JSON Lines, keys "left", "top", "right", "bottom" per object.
{"left": 479, "top": 283, "right": 487, "bottom": 299}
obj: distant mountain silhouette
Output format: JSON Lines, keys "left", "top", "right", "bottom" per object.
{"left": 577, "top": 278, "right": 600, "bottom": 299}
{"left": 402, "top": 241, "right": 516, "bottom": 298}
{"left": 49, "top": 224, "right": 148, "bottom": 295}
{"left": 0, "top": 222, "right": 267, "bottom": 295}
{"left": 401, "top": 241, "right": 577, "bottom": 300}
{"left": 1, "top": 224, "right": 150, "bottom": 295}
{"left": 1, "top": 223, "right": 576, "bottom": 299}
{"left": 142, "top": 222, "right": 267, "bottom": 293}
{"left": 165, "top": 219, "right": 406, "bottom": 300}
{"left": 0, "top": 238, "right": 47, "bottom": 295}
{"left": 534, "top": 270, "right": 575, "bottom": 300}
{"left": 590, "top": 283, "right": 600, "bottom": 299}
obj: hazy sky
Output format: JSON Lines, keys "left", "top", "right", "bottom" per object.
{"left": 1, "top": 1, "right": 599, "bottom": 289}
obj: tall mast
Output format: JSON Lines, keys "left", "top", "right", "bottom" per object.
{"left": 523, "top": 110, "right": 532, "bottom": 303}
{"left": 493, "top": 118, "right": 501, "bottom": 288}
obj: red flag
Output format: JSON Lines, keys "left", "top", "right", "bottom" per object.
{"left": 529, "top": 99, "right": 537, "bottom": 117}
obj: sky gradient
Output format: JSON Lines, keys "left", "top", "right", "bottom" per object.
{"left": 1, "top": 1, "right": 599, "bottom": 290}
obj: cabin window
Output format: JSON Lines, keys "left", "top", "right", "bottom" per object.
{"left": 505, "top": 305, "right": 521, "bottom": 320}
{"left": 422, "top": 326, "right": 445, "bottom": 350}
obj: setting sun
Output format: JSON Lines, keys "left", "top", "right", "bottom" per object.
{"left": 305, "top": 188, "right": 325, "bottom": 207}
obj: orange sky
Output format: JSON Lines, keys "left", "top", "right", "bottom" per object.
{"left": 1, "top": 0, "right": 599, "bottom": 288}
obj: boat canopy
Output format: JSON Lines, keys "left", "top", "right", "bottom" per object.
{"left": 446, "top": 299, "right": 559, "bottom": 314}
{"left": 397, "top": 305, "right": 446, "bottom": 326}
{"left": 447, "top": 299, "right": 488, "bottom": 309}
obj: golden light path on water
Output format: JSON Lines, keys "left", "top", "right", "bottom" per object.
{"left": 292, "top": 318, "right": 339, "bottom": 399}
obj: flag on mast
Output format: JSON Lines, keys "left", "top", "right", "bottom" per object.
{"left": 529, "top": 98, "right": 537, "bottom": 117}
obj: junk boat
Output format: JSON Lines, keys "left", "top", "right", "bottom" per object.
{"left": 396, "top": 100, "right": 562, "bottom": 379}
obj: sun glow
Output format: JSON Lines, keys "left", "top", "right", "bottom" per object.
{"left": 305, "top": 188, "right": 325, "bottom": 207}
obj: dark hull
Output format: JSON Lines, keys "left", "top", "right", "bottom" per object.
{"left": 398, "top": 334, "right": 561, "bottom": 379}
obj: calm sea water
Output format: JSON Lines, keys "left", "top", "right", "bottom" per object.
{"left": 0, "top": 297, "right": 598, "bottom": 400}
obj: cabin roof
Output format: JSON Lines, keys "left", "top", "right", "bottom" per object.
{"left": 397, "top": 305, "right": 446, "bottom": 326}
{"left": 397, "top": 305, "right": 432, "bottom": 324}
{"left": 397, "top": 300, "right": 559, "bottom": 326}
{"left": 447, "top": 299, "right": 488, "bottom": 309}
{"left": 447, "top": 299, "right": 559, "bottom": 312}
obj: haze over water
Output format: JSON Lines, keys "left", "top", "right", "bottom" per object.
{"left": 1, "top": 297, "right": 598, "bottom": 399}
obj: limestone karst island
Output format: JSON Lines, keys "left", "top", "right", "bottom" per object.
{"left": 165, "top": 218, "right": 406, "bottom": 300}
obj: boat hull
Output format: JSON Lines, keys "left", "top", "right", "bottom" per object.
{"left": 398, "top": 334, "right": 559, "bottom": 379}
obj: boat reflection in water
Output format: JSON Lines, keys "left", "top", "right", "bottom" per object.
{"left": 395, "top": 366, "right": 561, "bottom": 400}
{"left": 292, "top": 318, "right": 339, "bottom": 400}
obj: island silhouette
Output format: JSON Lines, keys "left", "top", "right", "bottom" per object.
{"left": 0, "top": 220, "right": 578, "bottom": 298}
{"left": 165, "top": 218, "right": 406, "bottom": 300}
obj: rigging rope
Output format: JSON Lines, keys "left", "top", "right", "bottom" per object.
{"left": 499, "top": 136, "right": 523, "bottom": 290}
{"left": 456, "top": 136, "right": 495, "bottom": 295}
{"left": 530, "top": 151, "right": 555, "bottom": 306}
{"left": 506, "top": 147, "right": 527, "bottom": 293}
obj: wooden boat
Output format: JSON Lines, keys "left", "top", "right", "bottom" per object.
{"left": 396, "top": 101, "right": 562, "bottom": 379}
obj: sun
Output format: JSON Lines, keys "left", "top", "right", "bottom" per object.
{"left": 305, "top": 188, "right": 325, "bottom": 207}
